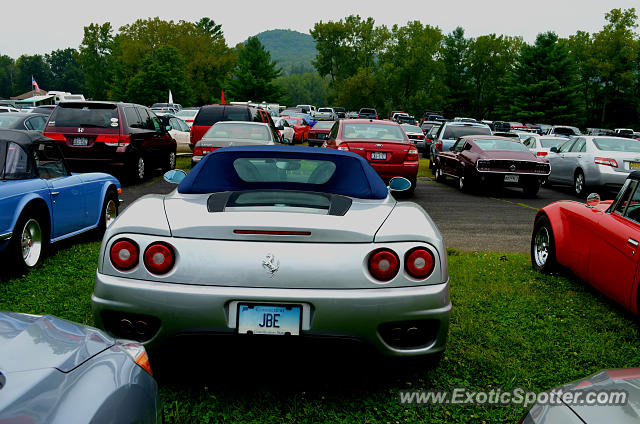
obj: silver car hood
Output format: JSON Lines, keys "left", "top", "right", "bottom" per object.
{"left": 0, "top": 312, "right": 114, "bottom": 373}
{"left": 163, "top": 191, "right": 396, "bottom": 243}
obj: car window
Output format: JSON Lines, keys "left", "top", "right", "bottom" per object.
{"left": 442, "top": 125, "right": 491, "bottom": 140}
{"left": 341, "top": 123, "right": 405, "bottom": 141}
{"left": 233, "top": 158, "right": 337, "bottom": 184}
{"left": 474, "top": 138, "right": 530, "bottom": 152}
{"left": 522, "top": 137, "right": 533, "bottom": 148}
{"left": 452, "top": 139, "right": 464, "bottom": 152}
{"left": 169, "top": 118, "right": 181, "bottom": 131}
{"left": 50, "top": 103, "right": 118, "bottom": 128}
{"left": 178, "top": 119, "right": 190, "bottom": 132}
{"left": 593, "top": 137, "right": 640, "bottom": 153}
{"left": 124, "top": 107, "right": 142, "bottom": 129}
{"left": 149, "top": 112, "right": 162, "bottom": 132}
{"left": 329, "top": 122, "right": 339, "bottom": 140}
{"left": 34, "top": 142, "right": 68, "bottom": 179}
{"left": 3, "top": 142, "right": 30, "bottom": 179}
{"left": 570, "top": 138, "right": 586, "bottom": 153}
{"left": 614, "top": 181, "right": 640, "bottom": 223}
{"left": 558, "top": 139, "right": 575, "bottom": 153}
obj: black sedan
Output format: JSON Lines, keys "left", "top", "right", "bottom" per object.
{"left": 0, "top": 113, "right": 49, "bottom": 131}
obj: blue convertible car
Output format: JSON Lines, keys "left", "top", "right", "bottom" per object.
{"left": 0, "top": 130, "right": 121, "bottom": 270}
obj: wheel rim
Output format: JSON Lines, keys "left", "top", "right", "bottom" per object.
{"left": 137, "top": 157, "right": 145, "bottom": 180}
{"left": 104, "top": 199, "right": 117, "bottom": 228}
{"left": 533, "top": 226, "right": 550, "bottom": 267}
{"left": 435, "top": 168, "right": 440, "bottom": 179}
{"left": 459, "top": 176, "right": 465, "bottom": 190}
{"left": 21, "top": 219, "right": 42, "bottom": 267}
{"left": 169, "top": 152, "right": 176, "bottom": 169}
{"left": 575, "top": 173, "right": 584, "bottom": 194}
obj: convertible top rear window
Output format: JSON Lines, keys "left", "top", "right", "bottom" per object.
{"left": 178, "top": 146, "right": 389, "bottom": 199}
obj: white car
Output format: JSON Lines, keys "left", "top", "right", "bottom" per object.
{"left": 273, "top": 117, "right": 295, "bottom": 144}
{"left": 175, "top": 109, "right": 199, "bottom": 128}
{"left": 166, "top": 116, "right": 192, "bottom": 154}
{"left": 316, "top": 107, "right": 337, "bottom": 121}
{"left": 520, "top": 133, "right": 567, "bottom": 158}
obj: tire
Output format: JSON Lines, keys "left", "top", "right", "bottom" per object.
{"left": 164, "top": 150, "right": 176, "bottom": 172}
{"left": 458, "top": 174, "right": 474, "bottom": 193}
{"left": 531, "top": 215, "right": 557, "bottom": 273}
{"left": 523, "top": 181, "right": 540, "bottom": 197}
{"left": 131, "top": 154, "right": 146, "bottom": 183}
{"left": 434, "top": 166, "right": 445, "bottom": 183}
{"left": 97, "top": 191, "right": 119, "bottom": 234}
{"left": 11, "top": 211, "right": 45, "bottom": 270}
{"left": 574, "top": 170, "right": 587, "bottom": 197}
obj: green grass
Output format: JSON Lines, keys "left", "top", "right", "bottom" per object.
{"left": 2, "top": 246, "right": 638, "bottom": 423}
{"left": 418, "top": 159, "right": 433, "bottom": 179}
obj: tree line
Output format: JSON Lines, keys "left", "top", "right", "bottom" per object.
{"left": 0, "top": 9, "right": 637, "bottom": 129}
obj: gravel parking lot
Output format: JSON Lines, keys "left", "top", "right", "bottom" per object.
{"left": 121, "top": 171, "right": 597, "bottom": 254}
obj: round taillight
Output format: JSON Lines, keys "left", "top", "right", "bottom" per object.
{"left": 143, "top": 243, "right": 175, "bottom": 275}
{"left": 110, "top": 239, "right": 139, "bottom": 271}
{"left": 405, "top": 248, "right": 435, "bottom": 279}
{"left": 368, "top": 249, "right": 400, "bottom": 281}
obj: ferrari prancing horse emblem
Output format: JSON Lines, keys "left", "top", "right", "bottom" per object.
{"left": 262, "top": 253, "right": 280, "bottom": 277}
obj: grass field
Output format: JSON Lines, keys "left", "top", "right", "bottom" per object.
{"left": 2, "top": 243, "right": 638, "bottom": 423}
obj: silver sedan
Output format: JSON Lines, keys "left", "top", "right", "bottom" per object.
{"left": 92, "top": 146, "right": 451, "bottom": 359}
{"left": 547, "top": 136, "right": 640, "bottom": 196}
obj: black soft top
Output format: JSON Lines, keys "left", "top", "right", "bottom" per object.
{"left": 0, "top": 129, "right": 50, "bottom": 147}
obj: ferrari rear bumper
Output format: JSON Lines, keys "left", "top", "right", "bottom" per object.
{"left": 92, "top": 272, "right": 451, "bottom": 357}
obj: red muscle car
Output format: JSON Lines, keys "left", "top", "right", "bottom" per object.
{"left": 532, "top": 171, "right": 640, "bottom": 314}
{"left": 433, "top": 135, "right": 550, "bottom": 196}
{"left": 281, "top": 117, "right": 310, "bottom": 144}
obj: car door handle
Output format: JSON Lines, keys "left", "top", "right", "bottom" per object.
{"left": 577, "top": 155, "right": 582, "bottom": 158}
{"left": 629, "top": 238, "right": 639, "bottom": 247}
{"left": 51, "top": 191, "right": 60, "bottom": 196}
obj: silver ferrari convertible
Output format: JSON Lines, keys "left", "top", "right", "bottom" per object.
{"left": 92, "top": 146, "right": 450, "bottom": 358}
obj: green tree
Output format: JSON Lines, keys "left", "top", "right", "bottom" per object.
{"left": 14, "top": 55, "right": 53, "bottom": 93}
{"left": 274, "top": 73, "right": 329, "bottom": 106}
{"left": 441, "top": 27, "right": 471, "bottom": 118}
{"left": 226, "top": 36, "right": 282, "bottom": 102}
{"left": 78, "top": 23, "right": 115, "bottom": 100}
{"left": 501, "top": 32, "right": 582, "bottom": 125}
{"left": 0, "top": 55, "right": 15, "bottom": 98}
{"left": 46, "top": 48, "right": 85, "bottom": 94}
{"left": 125, "top": 46, "right": 193, "bottom": 105}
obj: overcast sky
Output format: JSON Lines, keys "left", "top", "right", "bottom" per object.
{"left": 2, "top": 0, "right": 639, "bottom": 58}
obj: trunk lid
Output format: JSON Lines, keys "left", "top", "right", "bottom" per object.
{"left": 343, "top": 140, "right": 410, "bottom": 164}
{"left": 164, "top": 193, "right": 395, "bottom": 243}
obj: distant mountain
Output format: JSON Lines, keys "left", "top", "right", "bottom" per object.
{"left": 253, "top": 29, "right": 317, "bottom": 75}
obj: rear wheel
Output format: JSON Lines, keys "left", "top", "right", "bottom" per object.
{"left": 11, "top": 211, "right": 45, "bottom": 270}
{"left": 531, "top": 215, "right": 557, "bottom": 273}
{"left": 131, "top": 154, "right": 146, "bottom": 183}
{"left": 97, "top": 191, "right": 119, "bottom": 234}
{"left": 164, "top": 150, "right": 176, "bottom": 171}
{"left": 434, "top": 166, "right": 445, "bottom": 183}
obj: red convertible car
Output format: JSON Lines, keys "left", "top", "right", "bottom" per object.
{"left": 433, "top": 135, "right": 550, "bottom": 196}
{"left": 532, "top": 171, "right": 640, "bottom": 314}
{"left": 322, "top": 119, "right": 419, "bottom": 194}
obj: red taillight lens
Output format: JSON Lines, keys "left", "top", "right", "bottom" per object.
{"left": 405, "top": 248, "right": 435, "bottom": 279}
{"left": 194, "top": 146, "right": 217, "bottom": 156}
{"left": 536, "top": 151, "right": 548, "bottom": 156}
{"left": 406, "top": 147, "right": 419, "bottom": 161}
{"left": 193, "top": 146, "right": 203, "bottom": 156}
{"left": 594, "top": 157, "right": 618, "bottom": 167}
{"left": 143, "top": 242, "right": 175, "bottom": 275}
{"left": 417, "top": 135, "right": 425, "bottom": 140}
{"left": 43, "top": 132, "right": 66, "bottom": 141}
{"left": 110, "top": 239, "right": 139, "bottom": 271}
{"left": 435, "top": 140, "right": 443, "bottom": 151}
{"left": 368, "top": 249, "right": 400, "bottom": 281}
{"left": 338, "top": 144, "right": 350, "bottom": 151}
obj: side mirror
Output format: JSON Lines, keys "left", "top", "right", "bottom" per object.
{"left": 550, "top": 146, "right": 559, "bottom": 153}
{"left": 165, "top": 125, "right": 172, "bottom": 132}
{"left": 586, "top": 193, "right": 600, "bottom": 208}
{"left": 163, "top": 169, "right": 187, "bottom": 184}
{"left": 389, "top": 177, "right": 412, "bottom": 192}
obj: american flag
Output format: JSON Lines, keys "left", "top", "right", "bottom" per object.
{"left": 31, "top": 76, "right": 40, "bottom": 93}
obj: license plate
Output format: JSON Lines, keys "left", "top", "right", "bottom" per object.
{"left": 504, "top": 174, "right": 519, "bottom": 183}
{"left": 371, "top": 152, "right": 387, "bottom": 160}
{"left": 237, "top": 304, "right": 301, "bottom": 336}
{"left": 73, "top": 137, "right": 88, "bottom": 146}
{"left": 630, "top": 162, "right": 640, "bottom": 170}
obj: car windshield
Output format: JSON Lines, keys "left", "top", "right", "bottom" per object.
{"left": 359, "top": 109, "right": 376, "bottom": 114}
{"left": 318, "top": 108, "right": 332, "bottom": 113}
{"left": 0, "top": 115, "right": 22, "bottom": 127}
{"left": 313, "top": 121, "right": 334, "bottom": 129}
{"left": 475, "top": 138, "right": 530, "bottom": 152}
{"left": 342, "top": 123, "right": 405, "bottom": 141}
{"left": 421, "top": 123, "right": 436, "bottom": 130}
{"left": 204, "top": 123, "right": 271, "bottom": 142}
{"left": 442, "top": 125, "right": 491, "bottom": 139}
{"left": 50, "top": 104, "right": 118, "bottom": 128}
{"left": 593, "top": 137, "right": 640, "bottom": 152}
{"left": 540, "top": 137, "right": 564, "bottom": 148}
{"left": 402, "top": 124, "right": 422, "bottom": 133}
